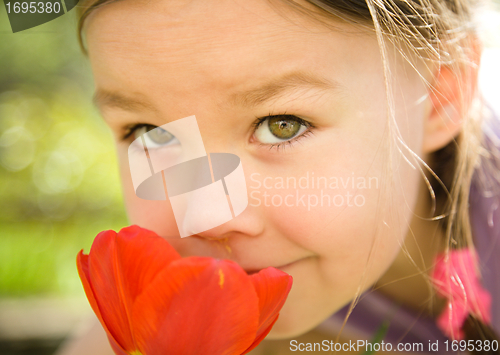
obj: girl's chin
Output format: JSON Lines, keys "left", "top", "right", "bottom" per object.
{"left": 265, "top": 308, "right": 322, "bottom": 339}
{"left": 266, "top": 320, "right": 315, "bottom": 340}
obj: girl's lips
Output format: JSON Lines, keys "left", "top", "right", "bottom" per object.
{"left": 244, "top": 258, "right": 304, "bottom": 275}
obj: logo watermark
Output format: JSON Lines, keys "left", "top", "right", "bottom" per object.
{"left": 128, "top": 115, "right": 248, "bottom": 238}
{"left": 3, "top": 0, "right": 79, "bottom": 33}
{"left": 249, "top": 172, "right": 379, "bottom": 210}
{"left": 289, "top": 339, "right": 499, "bottom": 352}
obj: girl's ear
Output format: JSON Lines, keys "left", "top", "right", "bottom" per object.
{"left": 422, "top": 40, "right": 482, "bottom": 154}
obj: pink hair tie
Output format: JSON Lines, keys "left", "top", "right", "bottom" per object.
{"left": 431, "top": 248, "right": 492, "bottom": 340}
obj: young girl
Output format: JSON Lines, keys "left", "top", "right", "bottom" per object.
{"left": 58, "top": 0, "right": 500, "bottom": 353}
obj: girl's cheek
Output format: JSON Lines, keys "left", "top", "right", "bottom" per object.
{"left": 248, "top": 165, "right": 382, "bottom": 243}
{"left": 117, "top": 147, "right": 180, "bottom": 236}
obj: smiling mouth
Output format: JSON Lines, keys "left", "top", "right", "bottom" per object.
{"left": 244, "top": 259, "right": 303, "bottom": 275}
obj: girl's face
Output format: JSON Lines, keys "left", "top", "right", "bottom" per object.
{"left": 86, "top": 0, "right": 431, "bottom": 337}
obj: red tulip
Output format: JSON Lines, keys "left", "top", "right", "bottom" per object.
{"left": 77, "top": 225, "right": 293, "bottom": 355}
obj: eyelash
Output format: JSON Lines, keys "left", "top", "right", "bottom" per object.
{"left": 122, "top": 123, "right": 147, "bottom": 140}
{"left": 122, "top": 112, "right": 315, "bottom": 152}
{"left": 251, "top": 111, "right": 314, "bottom": 152}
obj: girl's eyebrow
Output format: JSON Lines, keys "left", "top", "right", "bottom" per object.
{"left": 227, "top": 70, "right": 343, "bottom": 108}
{"left": 93, "top": 70, "right": 342, "bottom": 113}
{"left": 93, "top": 90, "right": 158, "bottom": 113}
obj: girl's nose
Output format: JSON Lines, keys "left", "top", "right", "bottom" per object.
{"left": 167, "top": 151, "right": 262, "bottom": 239}
{"left": 178, "top": 179, "right": 264, "bottom": 240}
{"left": 176, "top": 176, "right": 234, "bottom": 238}
{"left": 187, "top": 203, "right": 265, "bottom": 240}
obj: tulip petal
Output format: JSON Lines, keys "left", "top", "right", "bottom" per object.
{"left": 242, "top": 268, "right": 292, "bottom": 354}
{"left": 87, "top": 230, "right": 136, "bottom": 351}
{"left": 88, "top": 226, "right": 181, "bottom": 352}
{"left": 249, "top": 267, "right": 293, "bottom": 338}
{"left": 132, "top": 257, "right": 260, "bottom": 355}
{"left": 114, "top": 225, "right": 182, "bottom": 301}
{"left": 241, "top": 315, "right": 280, "bottom": 355}
{"left": 107, "top": 335, "right": 130, "bottom": 355}
{"left": 77, "top": 251, "right": 129, "bottom": 355}
{"left": 77, "top": 251, "right": 103, "bottom": 324}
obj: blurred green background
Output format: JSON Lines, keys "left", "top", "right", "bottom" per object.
{"left": 0, "top": 5, "right": 128, "bottom": 300}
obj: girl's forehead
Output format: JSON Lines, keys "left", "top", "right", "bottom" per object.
{"left": 85, "top": 0, "right": 384, "bottom": 102}
{"left": 85, "top": 0, "right": 329, "bottom": 30}
{"left": 85, "top": 0, "right": 364, "bottom": 60}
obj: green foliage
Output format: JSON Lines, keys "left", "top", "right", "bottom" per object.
{"left": 0, "top": 218, "right": 127, "bottom": 296}
{"left": 0, "top": 7, "right": 128, "bottom": 296}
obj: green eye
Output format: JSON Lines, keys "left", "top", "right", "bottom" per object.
{"left": 254, "top": 115, "right": 308, "bottom": 144}
{"left": 268, "top": 117, "right": 301, "bottom": 139}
